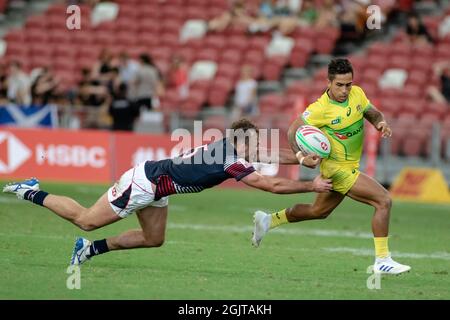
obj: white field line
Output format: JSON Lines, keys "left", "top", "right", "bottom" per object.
{"left": 323, "top": 247, "right": 450, "bottom": 261}
{"left": 168, "top": 222, "right": 373, "bottom": 239}
{"left": 0, "top": 230, "right": 448, "bottom": 261}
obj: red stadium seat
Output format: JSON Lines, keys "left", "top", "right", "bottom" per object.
{"left": 216, "top": 63, "right": 240, "bottom": 81}
{"left": 205, "top": 35, "right": 227, "bottom": 51}
{"left": 4, "top": 29, "right": 26, "bottom": 43}
{"left": 426, "top": 101, "right": 449, "bottom": 117}
{"left": 207, "top": 77, "right": 234, "bottom": 106}
{"left": 25, "top": 29, "right": 50, "bottom": 43}
{"left": 286, "top": 81, "right": 313, "bottom": 97}
{"left": 196, "top": 48, "right": 219, "bottom": 62}
{"left": 25, "top": 15, "right": 48, "bottom": 30}
{"left": 390, "top": 42, "right": 412, "bottom": 57}
{"left": 227, "top": 35, "right": 249, "bottom": 52}
{"left": 387, "top": 55, "right": 411, "bottom": 70}
{"left": 177, "top": 47, "right": 195, "bottom": 64}
{"left": 412, "top": 43, "right": 434, "bottom": 59}
{"left": 262, "top": 56, "right": 285, "bottom": 81}
{"left": 160, "top": 33, "right": 180, "bottom": 49}
{"left": 220, "top": 49, "right": 243, "bottom": 64}
{"left": 407, "top": 70, "right": 429, "bottom": 86}
{"left": 289, "top": 48, "right": 310, "bottom": 68}
{"left": 138, "top": 19, "right": 161, "bottom": 33}
{"left": 258, "top": 94, "right": 285, "bottom": 113}
{"left": 249, "top": 36, "right": 270, "bottom": 51}
{"left": 138, "top": 34, "right": 160, "bottom": 49}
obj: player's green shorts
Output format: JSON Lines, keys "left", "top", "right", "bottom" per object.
{"left": 320, "top": 159, "right": 360, "bottom": 195}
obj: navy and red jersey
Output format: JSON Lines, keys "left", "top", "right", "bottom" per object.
{"left": 144, "top": 138, "right": 255, "bottom": 200}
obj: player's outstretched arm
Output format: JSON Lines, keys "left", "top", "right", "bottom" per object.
{"left": 364, "top": 105, "right": 392, "bottom": 138}
{"left": 240, "top": 171, "right": 332, "bottom": 194}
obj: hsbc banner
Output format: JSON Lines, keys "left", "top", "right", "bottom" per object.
{"left": 0, "top": 127, "right": 111, "bottom": 183}
{"left": 0, "top": 127, "right": 293, "bottom": 184}
{"left": 0, "top": 127, "right": 183, "bottom": 184}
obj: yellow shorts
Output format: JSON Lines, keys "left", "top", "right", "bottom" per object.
{"left": 320, "top": 160, "right": 360, "bottom": 195}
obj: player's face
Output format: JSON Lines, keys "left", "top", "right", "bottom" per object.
{"left": 328, "top": 73, "right": 353, "bottom": 102}
{"left": 236, "top": 130, "right": 259, "bottom": 162}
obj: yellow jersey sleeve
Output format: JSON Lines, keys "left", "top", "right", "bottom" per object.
{"left": 354, "top": 86, "right": 372, "bottom": 112}
{"left": 301, "top": 103, "right": 327, "bottom": 128}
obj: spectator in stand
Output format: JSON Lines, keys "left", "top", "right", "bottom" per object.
{"left": 167, "top": 55, "right": 189, "bottom": 100}
{"left": 109, "top": 70, "right": 139, "bottom": 131}
{"left": 208, "top": 0, "right": 254, "bottom": 32}
{"left": 427, "top": 61, "right": 450, "bottom": 104}
{"left": 7, "top": 60, "right": 31, "bottom": 106}
{"left": 131, "top": 54, "right": 163, "bottom": 110}
{"left": 315, "top": 0, "right": 339, "bottom": 29}
{"left": 406, "top": 12, "right": 434, "bottom": 45}
{"left": 0, "top": 63, "right": 8, "bottom": 104}
{"left": 118, "top": 51, "right": 139, "bottom": 87}
{"left": 91, "top": 48, "right": 116, "bottom": 85}
{"left": 231, "top": 65, "right": 258, "bottom": 121}
{"left": 30, "top": 67, "right": 59, "bottom": 106}
{"left": 77, "top": 68, "right": 110, "bottom": 128}
{"left": 339, "top": 0, "right": 370, "bottom": 42}
{"left": 298, "top": 0, "right": 318, "bottom": 27}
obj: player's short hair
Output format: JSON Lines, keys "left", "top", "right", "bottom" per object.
{"left": 328, "top": 58, "right": 353, "bottom": 81}
{"left": 231, "top": 118, "right": 258, "bottom": 132}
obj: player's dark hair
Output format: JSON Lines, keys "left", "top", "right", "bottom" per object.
{"left": 328, "top": 58, "right": 353, "bottom": 81}
{"left": 231, "top": 118, "right": 258, "bottom": 133}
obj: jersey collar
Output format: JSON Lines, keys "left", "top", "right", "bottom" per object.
{"left": 326, "top": 90, "right": 349, "bottom": 107}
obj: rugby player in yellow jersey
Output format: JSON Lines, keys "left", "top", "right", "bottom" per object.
{"left": 252, "top": 58, "right": 411, "bottom": 275}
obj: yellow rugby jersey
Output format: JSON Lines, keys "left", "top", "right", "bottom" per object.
{"left": 301, "top": 85, "right": 372, "bottom": 163}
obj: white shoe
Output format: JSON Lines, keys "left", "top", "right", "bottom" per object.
{"left": 2, "top": 178, "right": 40, "bottom": 199}
{"left": 70, "top": 237, "right": 92, "bottom": 265}
{"left": 252, "top": 210, "right": 271, "bottom": 247}
{"left": 373, "top": 255, "right": 411, "bottom": 275}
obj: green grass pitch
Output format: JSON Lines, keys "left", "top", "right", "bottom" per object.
{"left": 0, "top": 181, "right": 449, "bottom": 299}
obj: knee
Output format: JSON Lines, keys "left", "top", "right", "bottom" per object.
{"left": 375, "top": 193, "right": 392, "bottom": 212}
{"left": 77, "top": 221, "right": 99, "bottom": 232}
{"left": 75, "top": 215, "right": 99, "bottom": 232}
{"left": 143, "top": 235, "right": 165, "bottom": 248}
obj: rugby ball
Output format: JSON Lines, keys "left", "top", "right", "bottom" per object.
{"left": 295, "top": 125, "right": 331, "bottom": 158}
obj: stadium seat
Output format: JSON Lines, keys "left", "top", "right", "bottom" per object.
{"left": 220, "top": 49, "right": 242, "bottom": 64}
{"left": 207, "top": 77, "right": 234, "bottom": 106}
{"left": 262, "top": 56, "right": 285, "bottom": 81}
{"left": 426, "top": 101, "right": 449, "bottom": 117}
{"left": 227, "top": 35, "right": 249, "bottom": 52}
{"left": 258, "top": 94, "right": 285, "bottom": 114}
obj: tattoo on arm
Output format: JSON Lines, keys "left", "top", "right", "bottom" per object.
{"left": 364, "top": 106, "right": 384, "bottom": 127}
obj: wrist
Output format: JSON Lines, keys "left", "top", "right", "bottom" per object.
{"left": 296, "top": 151, "right": 305, "bottom": 165}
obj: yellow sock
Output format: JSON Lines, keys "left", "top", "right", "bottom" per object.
{"left": 374, "top": 237, "right": 390, "bottom": 258}
{"left": 270, "top": 209, "right": 289, "bottom": 229}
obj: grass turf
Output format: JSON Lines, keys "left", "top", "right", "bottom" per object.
{"left": 0, "top": 181, "right": 449, "bottom": 299}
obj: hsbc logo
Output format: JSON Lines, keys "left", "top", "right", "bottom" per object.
{"left": 0, "top": 132, "right": 31, "bottom": 174}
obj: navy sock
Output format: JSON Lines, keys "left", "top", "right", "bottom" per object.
{"left": 89, "top": 239, "right": 109, "bottom": 256}
{"left": 24, "top": 190, "right": 49, "bottom": 206}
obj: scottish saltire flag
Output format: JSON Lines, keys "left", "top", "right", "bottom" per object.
{"left": 0, "top": 104, "right": 58, "bottom": 128}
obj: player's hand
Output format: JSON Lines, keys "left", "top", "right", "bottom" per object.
{"left": 377, "top": 121, "right": 392, "bottom": 138}
{"left": 297, "top": 152, "right": 321, "bottom": 169}
{"left": 312, "top": 175, "right": 333, "bottom": 193}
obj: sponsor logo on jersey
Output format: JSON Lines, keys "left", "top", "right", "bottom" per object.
{"left": 333, "top": 124, "right": 364, "bottom": 140}
{"left": 331, "top": 117, "right": 341, "bottom": 125}
{"left": 346, "top": 107, "right": 352, "bottom": 116}
{"left": 302, "top": 111, "right": 310, "bottom": 119}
